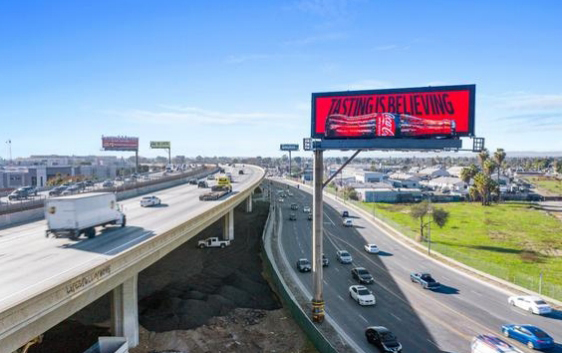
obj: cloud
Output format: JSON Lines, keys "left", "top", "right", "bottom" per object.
{"left": 490, "top": 92, "right": 562, "bottom": 111}
{"left": 283, "top": 33, "right": 345, "bottom": 46}
{"left": 332, "top": 79, "right": 392, "bottom": 91}
{"left": 498, "top": 112, "right": 562, "bottom": 133}
{"left": 106, "top": 106, "right": 299, "bottom": 127}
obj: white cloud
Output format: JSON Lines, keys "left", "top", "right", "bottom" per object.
{"left": 490, "top": 92, "right": 562, "bottom": 111}
{"left": 106, "top": 106, "right": 299, "bottom": 127}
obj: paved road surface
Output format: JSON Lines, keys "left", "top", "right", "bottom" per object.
{"left": 0, "top": 167, "right": 260, "bottom": 313}
{"left": 273, "top": 181, "right": 561, "bottom": 353}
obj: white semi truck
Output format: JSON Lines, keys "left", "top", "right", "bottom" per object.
{"left": 45, "top": 192, "right": 126, "bottom": 240}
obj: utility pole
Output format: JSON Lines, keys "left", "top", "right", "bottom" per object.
{"left": 6, "top": 140, "right": 12, "bottom": 165}
{"left": 311, "top": 149, "right": 324, "bottom": 323}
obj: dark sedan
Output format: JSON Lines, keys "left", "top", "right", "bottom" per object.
{"left": 352, "top": 267, "right": 374, "bottom": 284}
{"left": 502, "top": 324, "right": 554, "bottom": 350}
{"left": 365, "top": 326, "right": 402, "bottom": 352}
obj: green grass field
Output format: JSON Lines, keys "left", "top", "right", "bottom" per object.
{"left": 526, "top": 177, "right": 562, "bottom": 196}
{"left": 358, "top": 201, "right": 562, "bottom": 299}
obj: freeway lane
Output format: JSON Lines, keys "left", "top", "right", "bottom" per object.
{"left": 273, "top": 181, "right": 561, "bottom": 353}
{"left": 0, "top": 167, "right": 261, "bottom": 313}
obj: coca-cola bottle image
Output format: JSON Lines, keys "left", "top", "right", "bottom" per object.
{"left": 325, "top": 113, "right": 456, "bottom": 138}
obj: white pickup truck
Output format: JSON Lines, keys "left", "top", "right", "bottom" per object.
{"left": 198, "top": 237, "right": 231, "bottom": 248}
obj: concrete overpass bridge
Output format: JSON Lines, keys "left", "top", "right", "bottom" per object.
{"left": 0, "top": 166, "right": 264, "bottom": 353}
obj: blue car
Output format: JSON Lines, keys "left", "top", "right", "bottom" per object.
{"left": 502, "top": 324, "right": 554, "bottom": 350}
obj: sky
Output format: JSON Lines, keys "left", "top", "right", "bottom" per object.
{"left": 1, "top": 0, "right": 562, "bottom": 160}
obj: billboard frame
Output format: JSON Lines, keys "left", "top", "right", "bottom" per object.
{"left": 311, "top": 84, "right": 476, "bottom": 141}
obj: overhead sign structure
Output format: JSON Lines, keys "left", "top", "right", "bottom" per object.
{"left": 150, "top": 141, "right": 171, "bottom": 149}
{"left": 102, "top": 136, "right": 139, "bottom": 151}
{"left": 311, "top": 85, "right": 475, "bottom": 142}
{"left": 280, "top": 144, "right": 299, "bottom": 151}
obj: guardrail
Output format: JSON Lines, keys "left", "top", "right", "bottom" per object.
{"left": 0, "top": 166, "right": 264, "bottom": 353}
{"left": 0, "top": 168, "right": 216, "bottom": 217}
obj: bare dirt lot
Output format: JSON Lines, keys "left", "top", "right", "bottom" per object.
{"left": 30, "top": 201, "right": 316, "bottom": 353}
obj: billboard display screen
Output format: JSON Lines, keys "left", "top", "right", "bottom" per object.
{"left": 150, "top": 141, "right": 171, "bottom": 149}
{"left": 102, "top": 136, "right": 139, "bottom": 151}
{"left": 311, "top": 85, "right": 475, "bottom": 139}
{"left": 280, "top": 144, "right": 299, "bottom": 151}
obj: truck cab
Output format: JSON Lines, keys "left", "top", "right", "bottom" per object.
{"left": 198, "top": 237, "right": 230, "bottom": 248}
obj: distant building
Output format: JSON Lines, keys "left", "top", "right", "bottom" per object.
{"left": 427, "top": 176, "right": 467, "bottom": 193}
{"left": 418, "top": 166, "right": 450, "bottom": 179}
{"left": 446, "top": 166, "right": 465, "bottom": 178}
{"left": 355, "top": 171, "right": 387, "bottom": 183}
{"left": 356, "top": 187, "right": 423, "bottom": 203}
{"left": 388, "top": 172, "right": 420, "bottom": 188}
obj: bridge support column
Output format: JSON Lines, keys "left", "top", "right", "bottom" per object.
{"left": 245, "top": 193, "right": 253, "bottom": 213}
{"left": 110, "top": 275, "right": 139, "bottom": 347}
{"left": 223, "top": 209, "right": 234, "bottom": 240}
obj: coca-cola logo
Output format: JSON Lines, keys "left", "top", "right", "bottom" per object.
{"left": 377, "top": 113, "right": 395, "bottom": 136}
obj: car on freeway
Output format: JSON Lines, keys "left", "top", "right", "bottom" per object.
{"left": 322, "top": 254, "right": 329, "bottom": 267}
{"left": 102, "top": 180, "right": 114, "bottom": 188}
{"left": 62, "top": 185, "right": 80, "bottom": 195}
{"left": 198, "top": 180, "right": 209, "bottom": 188}
{"left": 307, "top": 213, "right": 313, "bottom": 221}
{"left": 84, "top": 180, "right": 94, "bottom": 187}
{"left": 303, "top": 206, "right": 311, "bottom": 213}
{"left": 410, "top": 272, "right": 441, "bottom": 290}
{"left": 471, "top": 334, "right": 522, "bottom": 353}
{"left": 140, "top": 196, "right": 161, "bottom": 207}
{"left": 336, "top": 250, "right": 353, "bottom": 264}
{"left": 349, "top": 285, "right": 376, "bottom": 306}
{"left": 49, "top": 186, "right": 67, "bottom": 197}
{"left": 115, "top": 176, "right": 123, "bottom": 182}
{"left": 352, "top": 267, "right": 374, "bottom": 284}
{"left": 207, "top": 174, "right": 215, "bottom": 180}
{"left": 365, "top": 326, "right": 402, "bottom": 352}
{"left": 289, "top": 213, "right": 297, "bottom": 221}
{"left": 343, "top": 218, "right": 353, "bottom": 227}
{"left": 188, "top": 178, "right": 198, "bottom": 185}
{"left": 21, "top": 186, "right": 37, "bottom": 196}
{"left": 501, "top": 324, "right": 554, "bottom": 350}
{"left": 508, "top": 295, "right": 552, "bottom": 315}
{"left": 342, "top": 210, "right": 349, "bottom": 217}
{"left": 364, "top": 244, "right": 380, "bottom": 253}
{"left": 8, "top": 188, "right": 29, "bottom": 201}
{"left": 278, "top": 198, "right": 284, "bottom": 203}
{"left": 296, "top": 258, "right": 311, "bottom": 272}
{"left": 290, "top": 203, "right": 299, "bottom": 210}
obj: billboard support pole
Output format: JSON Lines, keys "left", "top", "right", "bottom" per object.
{"left": 289, "top": 150, "right": 292, "bottom": 178}
{"left": 168, "top": 148, "right": 171, "bottom": 166}
{"left": 135, "top": 150, "right": 139, "bottom": 174}
{"left": 311, "top": 148, "right": 325, "bottom": 323}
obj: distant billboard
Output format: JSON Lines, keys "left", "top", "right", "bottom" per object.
{"left": 311, "top": 85, "right": 475, "bottom": 140}
{"left": 150, "top": 141, "right": 171, "bottom": 149}
{"left": 280, "top": 144, "right": 299, "bottom": 151}
{"left": 102, "top": 136, "right": 139, "bottom": 151}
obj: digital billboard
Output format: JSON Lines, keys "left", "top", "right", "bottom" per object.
{"left": 150, "top": 141, "right": 171, "bottom": 149}
{"left": 280, "top": 144, "right": 299, "bottom": 151}
{"left": 311, "top": 85, "right": 475, "bottom": 139}
{"left": 101, "top": 136, "right": 139, "bottom": 151}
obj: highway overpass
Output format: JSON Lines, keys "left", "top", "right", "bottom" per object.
{"left": 271, "top": 179, "right": 561, "bottom": 353}
{"left": 0, "top": 166, "right": 263, "bottom": 353}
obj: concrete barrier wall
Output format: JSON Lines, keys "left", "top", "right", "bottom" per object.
{"left": 0, "top": 169, "right": 217, "bottom": 229}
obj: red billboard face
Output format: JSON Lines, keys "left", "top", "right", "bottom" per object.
{"left": 312, "top": 85, "right": 475, "bottom": 139}
{"left": 102, "top": 136, "right": 139, "bottom": 151}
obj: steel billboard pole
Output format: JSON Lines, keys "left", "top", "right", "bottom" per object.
{"left": 311, "top": 148, "right": 325, "bottom": 322}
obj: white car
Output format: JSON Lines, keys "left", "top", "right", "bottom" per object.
{"left": 508, "top": 295, "right": 551, "bottom": 315}
{"left": 349, "top": 285, "right": 376, "bottom": 306}
{"left": 364, "top": 244, "right": 380, "bottom": 253}
{"left": 303, "top": 206, "right": 311, "bottom": 213}
{"left": 336, "top": 250, "right": 353, "bottom": 264}
{"left": 140, "top": 196, "right": 161, "bottom": 207}
{"left": 278, "top": 198, "right": 284, "bottom": 203}
{"left": 343, "top": 218, "right": 353, "bottom": 227}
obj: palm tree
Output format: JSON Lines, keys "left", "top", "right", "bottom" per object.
{"left": 494, "top": 148, "right": 506, "bottom": 182}
{"left": 483, "top": 159, "right": 497, "bottom": 176}
{"left": 460, "top": 164, "right": 479, "bottom": 184}
{"left": 478, "top": 149, "right": 489, "bottom": 168}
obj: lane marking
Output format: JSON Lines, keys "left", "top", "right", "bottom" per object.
{"left": 390, "top": 313, "right": 402, "bottom": 322}
{"left": 337, "top": 294, "right": 345, "bottom": 302}
{"left": 427, "top": 339, "right": 440, "bottom": 348}
{"left": 359, "top": 314, "right": 369, "bottom": 323}
{"left": 471, "top": 290, "right": 482, "bottom": 296}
